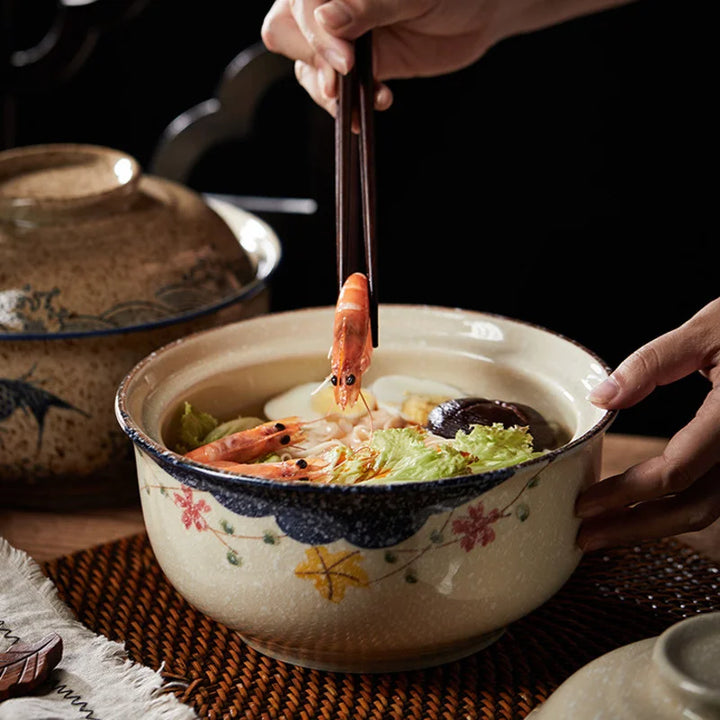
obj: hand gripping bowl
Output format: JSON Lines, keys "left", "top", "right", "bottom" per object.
{"left": 115, "top": 306, "right": 615, "bottom": 673}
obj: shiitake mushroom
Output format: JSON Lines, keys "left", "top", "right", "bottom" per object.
{"left": 426, "top": 397, "right": 560, "bottom": 450}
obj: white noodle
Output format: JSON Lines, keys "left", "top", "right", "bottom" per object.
{"left": 286, "top": 408, "right": 415, "bottom": 459}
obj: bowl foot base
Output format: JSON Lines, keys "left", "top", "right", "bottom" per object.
{"left": 240, "top": 627, "right": 506, "bottom": 673}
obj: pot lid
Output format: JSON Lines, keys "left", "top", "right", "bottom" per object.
{"left": 0, "top": 144, "right": 281, "bottom": 338}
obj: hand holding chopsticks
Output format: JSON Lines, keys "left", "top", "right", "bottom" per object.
{"left": 335, "top": 32, "right": 378, "bottom": 347}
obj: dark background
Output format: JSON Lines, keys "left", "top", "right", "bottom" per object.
{"left": 2, "top": 0, "right": 716, "bottom": 439}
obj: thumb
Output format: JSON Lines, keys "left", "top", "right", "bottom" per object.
{"left": 588, "top": 323, "right": 708, "bottom": 410}
{"left": 314, "top": 0, "right": 427, "bottom": 39}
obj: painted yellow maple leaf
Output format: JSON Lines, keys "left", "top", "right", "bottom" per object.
{"left": 294, "top": 546, "right": 369, "bottom": 603}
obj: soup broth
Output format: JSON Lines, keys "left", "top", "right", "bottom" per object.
{"left": 161, "top": 349, "right": 573, "bottom": 468}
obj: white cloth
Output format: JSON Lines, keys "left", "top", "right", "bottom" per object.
{"left": 0, "top": 537, "right": 198, "bottom": 720}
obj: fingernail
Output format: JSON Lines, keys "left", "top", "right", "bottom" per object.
{"left": 375, "top": 84, "right": 393, "bottom": 111}
{"left": 315, "top": 2, "right": 352, "bottom": 31}
{"left": 321, "top": 47, "right": 349, "bottom": 75}
{"left": 588, "top": 376, "right": 620, "bottom": 406}
{"left": 320, "top": 63, "right": 336, "bottom": 98}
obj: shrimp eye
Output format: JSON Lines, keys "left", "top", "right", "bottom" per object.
{"left": 280, "top": 434, "right": 291, "bottom": 445}
{"left": 295, "top": 459, "right": 308, "bottom": 469}
{"left": 346, "top": 374, "right": 356, "bottom": 386}
{"left": 331, "top": 375, "right": 338, "bottom": 386}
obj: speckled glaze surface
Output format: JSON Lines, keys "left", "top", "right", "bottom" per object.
{"left": 0, "top": 143, "right": 259, "bottom": 334}
{"left": 116, "top": 306, "right": 615, "bottom": 672}
{"left": 0, "top": 144, "right": 281, "bottom": 508}
{"left": 527, "top": 612, "right": 720, "bottom": 719}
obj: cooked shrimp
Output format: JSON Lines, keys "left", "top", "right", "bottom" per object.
{"left": 184, "top": 417, "right": 304, "bottom": 464}
{"left": 206, "top": 458, "right": 329, "bottom": 482}
{"left": 330, "top": 272, "right": 373, "bottom": 410}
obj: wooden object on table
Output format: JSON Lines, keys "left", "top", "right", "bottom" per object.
{"left": 39, "top": 533, "right": 719, "bottom": 720}
{"left": 0, "top": 632, "right": 63, "bottom": 701}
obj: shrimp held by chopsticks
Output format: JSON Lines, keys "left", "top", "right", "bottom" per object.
{"left": 329, "top": 272, "right": 373, "bottom": 410}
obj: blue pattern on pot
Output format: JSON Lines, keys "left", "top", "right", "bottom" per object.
{"left": 137, "top": 447, "right": 548, "bottom": 604}
{"left": 0, "top": 256, "right": 253, "bottom": 338}
{"left": 140, "top": 442, "right": 532, "bottom": 548}
{"left": 0, "top": 365, "right": 90, "bottom": 451}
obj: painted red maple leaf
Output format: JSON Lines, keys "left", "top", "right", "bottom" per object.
{"left": 452, "top": 502, "right": 501, "bottom": 552}
{"left": 173, "top": 486, "right": 211, "bottom": 531}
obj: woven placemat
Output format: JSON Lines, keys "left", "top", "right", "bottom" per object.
{"left": 42, "top": 534, "right": 719, "bottom": 720}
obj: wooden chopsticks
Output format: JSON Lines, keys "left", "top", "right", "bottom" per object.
{"left": 335, "top": 32, "right": 378, "bottom": 347}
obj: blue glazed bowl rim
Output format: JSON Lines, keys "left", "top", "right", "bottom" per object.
{"left": 115, "top": 305, "right": 617, "bottom": 499}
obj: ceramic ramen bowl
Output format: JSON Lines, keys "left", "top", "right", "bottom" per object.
{"left": 0, "top": 143, "right": 280, "bottom": 509}
{"left": 116, "top": 306, "right": 615, "bottom": 673}
{"left": 526, "top": 612, "right": 720, "bottom": 719}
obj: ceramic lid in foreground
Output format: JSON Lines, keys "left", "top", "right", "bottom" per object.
{"left": 527, "top": 612, "right": 720, "bottom": 719}
{"left": 0, "top": 144, "right": 279, "bottom": 338}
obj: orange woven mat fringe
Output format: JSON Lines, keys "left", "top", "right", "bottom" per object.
{"left": 42, "top": 534, "right": 719, "bottom": 720}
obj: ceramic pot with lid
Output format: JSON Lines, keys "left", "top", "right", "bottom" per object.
{"left": 526, "top": 612, "right": 720, "bottom": 719}
{"left": 0, "top": 143, "right": 281, "bottom": 509}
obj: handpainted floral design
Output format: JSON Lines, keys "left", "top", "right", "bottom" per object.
{"left": 294, "top": 547, "right": 369, "bottom": 603}
{"left": 451, "top": 502, "right": 502, "bottom": 552}
{"left": 142, "top": 480, "right": 287, "bottom": 571}
{"left": 173, "top": 487, "right": 211, "bottom": 531}
{"left": 142, "top": 470, "right": 542, "bottom": 603}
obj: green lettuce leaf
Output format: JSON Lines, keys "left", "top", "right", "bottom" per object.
{"left": 175, "top": 404, "right": 266, "bottom": 454}
{"left": 175, "top": 400, "right": 543, "bottom": 484}
{"left": 366, "top": 426, "right": 469, "bottom": 484}
{"left": 453, "top": 422, "right": 543, "bottom": 472}
{"left": 176, "top": 402, "right": 219, "bottom": 453}
{"left": 330, "top": 423, "right": 542, "bottom": 485}
{"left": 324, "top": 426, "right": 459, "bottom": 484}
